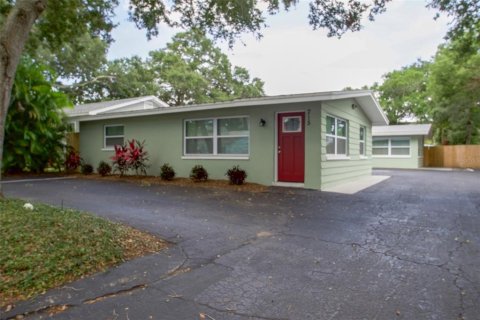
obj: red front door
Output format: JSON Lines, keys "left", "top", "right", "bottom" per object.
{"left": 277, "top": 112, "right": 305, "bottom": 182}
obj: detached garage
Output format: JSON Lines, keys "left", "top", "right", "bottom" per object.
{"left": 372, "top": 124, "right": 432, "bottom": 169}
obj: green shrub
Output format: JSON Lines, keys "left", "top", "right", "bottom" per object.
{"left": 226, "top": 165, "right": 247, "bottom": 185}
{"left": 97, "top": 161, "right": 112, "bottom": 177}
{"left": 81, "top": 163, "right": 94, "bottom": 175}
{"left": 190, "top": 165, "right": 208, "bottom": 182}
{"left": 160, "top": 163, "right": 176, "bottom": 181}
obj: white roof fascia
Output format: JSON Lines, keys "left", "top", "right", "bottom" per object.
{"left": 372, "top": 124, "right": 432, "bottom": 137}
{"left": 71, "top": 91, "right": 388, "bottom": 125}
{"left": 89, "top": 96, "right": 168, "bottom": 115}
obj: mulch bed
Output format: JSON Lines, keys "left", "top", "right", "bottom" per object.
{"left": 75, "top": 174, "right": 268, "bottom": 193}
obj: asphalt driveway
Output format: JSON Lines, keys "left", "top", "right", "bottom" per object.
{"left": 2, "top": 169, "right": 479, "bottom": 320}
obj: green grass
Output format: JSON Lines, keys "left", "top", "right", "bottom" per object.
{"left": 0, "top": 199, "right": 166, "bottom": 306}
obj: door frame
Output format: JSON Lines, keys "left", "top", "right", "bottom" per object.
{"left": 274, "top": 110, "right": 306, "bottom": 185}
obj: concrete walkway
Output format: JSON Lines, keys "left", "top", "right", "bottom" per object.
{"left": 2, "top": 169, "right": 480, "bottom": 319}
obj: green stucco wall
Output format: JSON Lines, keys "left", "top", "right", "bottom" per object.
{"left": 372, "top": 136, "right": 424, "bottom": 169}
{"left": 78, "top": 99, "right": 373, "bottom": 190}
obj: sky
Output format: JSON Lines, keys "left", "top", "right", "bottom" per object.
{"left": 107, "top": 0, "right": 450, "bottom": 96}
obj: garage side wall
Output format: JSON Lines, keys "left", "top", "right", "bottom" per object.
{"left": 371, "top": 136, "right": 421, "bottom": 169}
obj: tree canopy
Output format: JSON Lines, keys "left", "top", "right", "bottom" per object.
{"left": 70, "top": 30, "right": 265, "bottom": 106}
{"left": 372, "top": 61, "right": 431, "bottom": 125}
{"left": 428, "top": 30, "right": 480, "bottom": 144}
{"left": 372, "top": 22, "right": 480, "bottom": 144}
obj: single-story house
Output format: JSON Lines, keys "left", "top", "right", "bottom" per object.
{"left": 372, "top": 124, "right": 432, "bottom": 169}
{"left": 66, "top": 90, "right": 389, "bottom": 190}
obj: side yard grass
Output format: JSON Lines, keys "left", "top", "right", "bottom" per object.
{"left": 0, "top": 199, "right": 167, "bottom": 307}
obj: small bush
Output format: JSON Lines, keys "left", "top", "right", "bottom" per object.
{"left": 97, "top": 161, "right": 112, "bottom": 177}
{"left": 226, "top": 165, "right": 247, "bottom": 185}
{"left": 81, "top": 163, "right": 94, "bottom": 175}
{"left": 64, "top": 150, "right": 82, "bottom": 172}
{"left": 160, "top": 163, "right": 176, "bottom": 181}
{"left": 190, "top": 165, "right": 208, "bottom": 182}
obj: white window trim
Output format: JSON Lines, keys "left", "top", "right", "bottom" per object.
{"left": 282, "top": 116, "right": 302, "bottom": 133}
{"left": 326, "top": 115, "right": 349, "bottom": 157}
{"left": 184, "top": 116, "right": 250, "bottom": 158}
{"left": 104, "top": 124, "right": 124, "bottom": 150}
{"left": 359, "top": 126, "right": 366, "bottom": 157}
{"left": 372, "top": 138, "right": 411, "bottom": 158}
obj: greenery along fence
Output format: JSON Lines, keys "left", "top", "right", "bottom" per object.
{"left": 424, "top": 145, "right": 480, "bottom": 169}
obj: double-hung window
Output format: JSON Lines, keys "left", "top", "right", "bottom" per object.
{"left": 326, "top": 115, "right": 348, "bottom": 156}
{"left": 184, "top": 117, "right": 249, "bottom": 157}
{"left": 359, "top": 126, "right": 366, "bottom": 156}
{"left": 372, "top": 138, "right": 410, "bottom": 156}
{"left": 104, "top": 125, "right": 124, "bottom": 149}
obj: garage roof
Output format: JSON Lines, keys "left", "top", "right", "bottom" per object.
{"left": 373, "top": 124, "right": 432, "bottom": 137}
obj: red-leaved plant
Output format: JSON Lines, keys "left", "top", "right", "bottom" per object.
{"left": 111, "top": 139, "right": 149, "bottom": 176}
{"left": 64, "top": 149, "right": 82, "bottom": 172}
{"left": 127, "top": 139, "right": 149, "bottom": 175}
{"left": 111, "top": 144, "right": 129, "bottom": 176}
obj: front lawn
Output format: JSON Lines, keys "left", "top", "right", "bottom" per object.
{"left": 0, "top": 199, "right": 167, "bottom": 307}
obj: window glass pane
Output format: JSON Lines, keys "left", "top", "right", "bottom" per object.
{"left": 106, "top": 137, "right": 124, "bottom": 147}
{"left": 185, "top": 138, "right": 213, "bottom": 154}
{"left": 372, "top": 148, "right": 388, "bottom": 155}
{"left": 326, "top": 116, "right": 335, "bottom": 135}
{"left": 391, "top": 139, "right": 410, "bottom": 147}
{"left": 218, "top": 118, "right": 249, "bottom": 136}
{"left": 186, "top": 119, "right": 213, "bottom": 137}
{"left": 218, "top": 137, "right": 248, "bottom": 154}
{"left": 391, "top": 147, "right": 410, "bottom": 155}
{"left": 373, "top": 139, "right": 388, "bottom": 147}
{"left": 359, "top": 127, "right": 365, "bottom": 140}
{"left": 337, "top": 138, "right": 347, "bottom": 155}
{"left": 326, "top": 136, "right": 335, "bottom": 154}
{"left": 106, "top": 126, "right": 124, "bottom": 136}
{"left": 283, "top": 117, "right": 301, "bottom": 132}
{"left": 360, "top": 142, "right": 365, "bottom": 155}
{"left": 337, "top": 119, "right": 347, "bottom": 137}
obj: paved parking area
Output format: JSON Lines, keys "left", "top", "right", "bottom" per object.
{"left": 2, "top": 169, "right": 480, "bottom": 320}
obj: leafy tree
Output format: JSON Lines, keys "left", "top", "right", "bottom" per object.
{"left": 428, "top": 0, "right": 480, "bottom": 40}
{"left": 150, "top": 30, "right": 265, "bottom": 106}
{"left": 373, "top": 61, "right": 431, "bottom": 124}
{"left": 3, "top": 57, "right": 71, "bottom": 173}
{"left": 68, "top": 56, "right": 158, "bottom": 104}
{"left": 77, "top": 30, "right": 265, "bottom": 105}
{"left": 428, "top": 34, "right": 480, "bottom": 144}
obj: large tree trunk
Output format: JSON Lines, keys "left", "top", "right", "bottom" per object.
{"left": 0, "top": 0, "right": 46, "bottom": 197}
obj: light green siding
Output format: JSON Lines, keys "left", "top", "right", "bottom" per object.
{"left": 372, "top": 136, "right": 424, "bottom": 169}
{"left": 319, "top": 100, "right": 373, "bottom": 189}
{"left": 78, "top": 99, "right": 374, "bottom": 190}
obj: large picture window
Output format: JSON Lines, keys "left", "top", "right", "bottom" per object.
{"left": 372, "top": 137, "right": 410, "bottom": 157}
{"left": 184, "top": 117, "right": 249, "bottom": 156}
{"left": 104, "top": 125, "right": 124, "bottom": 149}
{"left": 326, "top": 115, "right": 348, "bottom": 156}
